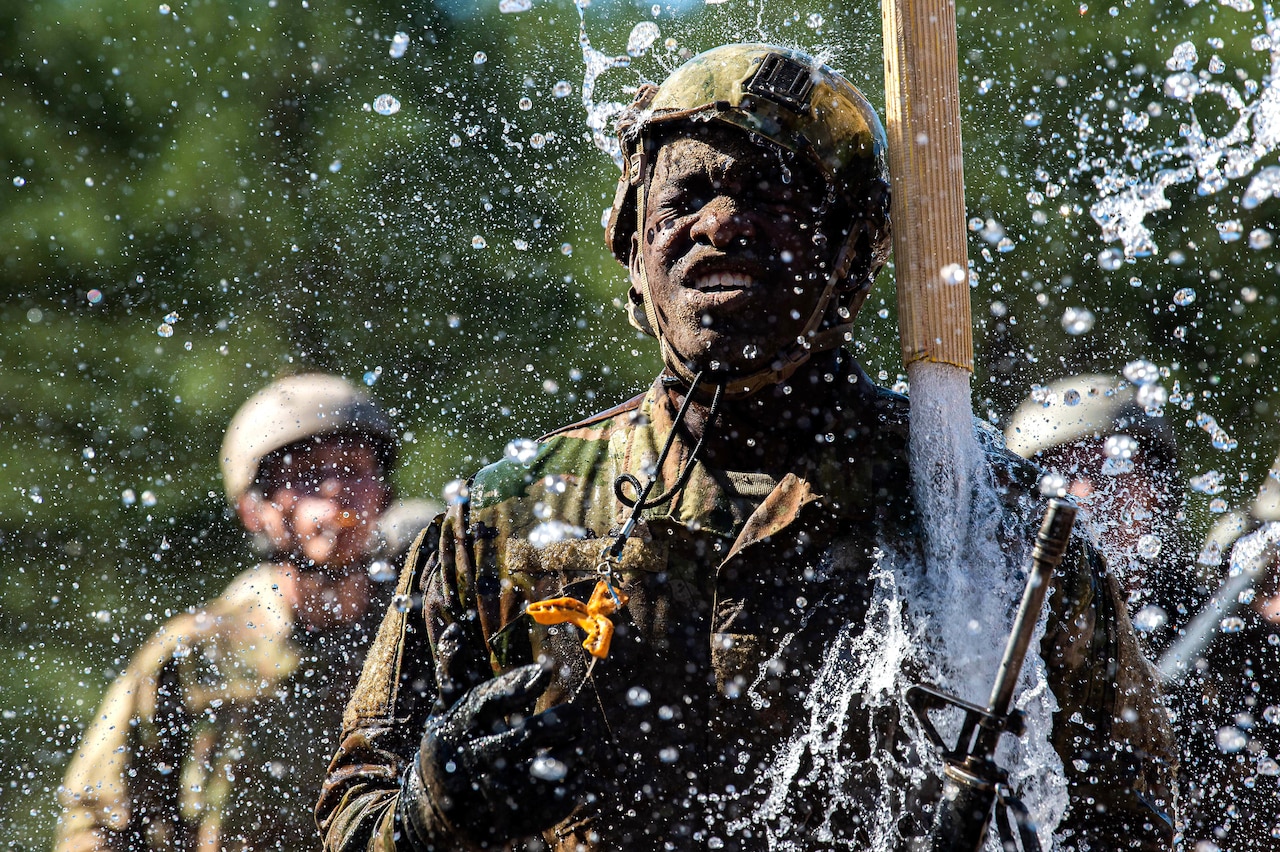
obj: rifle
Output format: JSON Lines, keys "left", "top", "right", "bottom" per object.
{"left": 1156, "top": 522, "right": 1280, "bottom": 683}
{"left": 906, "top": 498, "right": 1077, "bottom": 852}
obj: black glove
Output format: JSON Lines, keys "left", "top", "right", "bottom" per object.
{"left": 398, "top": 623, "right": 594, "bottom": 849}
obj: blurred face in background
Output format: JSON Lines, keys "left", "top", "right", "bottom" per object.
{"left": 243, "top": 435, "right": 392, "bottom": 575}
{"left": 1037, "top": 435, "right": 1178, "bottom": 593}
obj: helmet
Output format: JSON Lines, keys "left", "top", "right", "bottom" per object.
{"left": 605, "top": 43, "right": 892, "bottom": 395}
{"left": 1003, "top": 374, "right": 1177, "bottom": 468}
{"left": 220, "top": 373, "right": 398, "bottom": 505}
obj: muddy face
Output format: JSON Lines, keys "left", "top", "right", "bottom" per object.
{"left": 632, "top": 124, "right": 837, "bottom": 377}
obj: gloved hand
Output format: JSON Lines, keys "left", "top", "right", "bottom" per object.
{"left": 399, "top": 623, "right": 595, "bottom": 849}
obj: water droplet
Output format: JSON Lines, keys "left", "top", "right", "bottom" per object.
{"left": 373, "top": 94, "right": 400, "bottom": 116}
{"left": 742, "top": 344, "right": 760, "bottom": 360}
{"left": 1173, "top": 287, "right": 1197, "bottom": 306}
{"left": 940, "top": 263, "right": 966, "bottom": 285}
{"left": 443, "top": 480, "right": 470, "bottom": 506}
{"left": 1023, "top": 111, "right": 1043, "bottom": 128}
{"left": 1249, "top": 228, "right": 1273, "bottom": 249}
{"left": 528, "top": 520, "right": 587, "bottom": 549}
{"left": 530, "top": 755, "right": 567, "bottom": 781}
{"left": 1264, "top": 705, "right": 1280, "bottom": 725}
{"left": 626, "top": 686, "right": 652, "bottom": 707}
{"left": 1098, "top": 248, "right": 1125, "bottom": 271}
{"left": 471, "top": 235, "right": 487, "bottom": 249}
{"left": 389, "top": 32, "right": 410, "bottom": 59}
{"left": 560, "top": 242, "right": 573, "bottom": 256}
{"left": 553, "top": 80, "right": 572, "bottom": 98}
{"left": 87, "top": 289, "right": 103, "bottom": 305}
{"left": 1163, "top": 71, "right": 1200, "bottom": 101}
{"left": 1259, "top": 757, "right": 1280, "bottom": 777}
{"left": 82, "top": 447, "right": 96, "bottom": 460}
{"left": 1190, "top": 470, "right": 1225, "bottom": 495}
{"left": 1137, "top": 534, "right": 1162, "bottom": 560}
{"left": 164, "top": 311, "right": 179, "bottom": 323}
{"left": 499, "top": 0, "right": 532, "bottom": 10}
{"left": 368, "top": 560, "right": 396, "bottom": 582}
{"left": 1217, "top": 219, "right": 1244, "bottom": 242}
{"left": 1039, "top": 472, "right": 1069, "bottom": 497}
{"left": 157, "top": 322, "right": 174, "bottom": 338}
{"left": 1132, "top": 605, "right": 1167, "bottom": 633}
{"left": 518, "top": 96, "right": 533, "bottom": 111}
{"left": 1104, "top": 434, "right": 1139, "bottom": 461}
{"left": 12, "top": 176, "right": 25, "bottom": 187}
{"left": 996, "top": 237, "right": 1015, "bottom": 253}
{"left": 449, "top": 133, "right": 462, "bottom": 148}
{"left": 1122, "top": 359, "right": 1160, "bottom": 386}
{"left": 122, "top": 488, "right": 137, "bottom": 507}
{"left": 505, "top": 438, "right": 539, "bottom": 465}
{"left": 473, "top": 51, "right": 487, "bottom": 65}
{"left": 1063, "top": 389, "right": 1082, "bottom": 406}
{"left": 392, "top": 593, "right": 412, "bottom": 613}
{"left": 1198, "top": 539, "right": 1223, "bottom": 566}
{"left": 1216, "top": 725, "right": 1248, "bottom": 753}
{"left": 1166, "top": 41, "right": 1198, "bottom": 71}
{"left": 1061, "top": 306, "right": 1096, "bottom": 335}
{"left": 627, "top": 22, "right": 660, "bottom": 57}
{"left": 1210, "top": 497, "right": 1229, "bottom": 513}
{"left": 1136, "top": 383, "right": 1167, "bottom": 413}
{"left": 658, "top": 746, "right": 679, "bottom": 764}
{"left": 806, "top": 12, "right": 825, "bottom": 28}
{"left": 529, "top": 133, "right": 546, "bottom": 150}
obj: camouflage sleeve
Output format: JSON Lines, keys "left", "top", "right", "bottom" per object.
{"left": 1046, "top": 535, "right": 1177, "bottom": 850}
{"left": 53, "top": 625, "right": 195, "bottom": 852}
{"left": 317, "top": 507, "right": 491, "bottom": 852}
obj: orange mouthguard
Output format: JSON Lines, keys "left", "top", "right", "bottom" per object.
{"left": 527, "top": 580, "right": 629, "bottom": 659}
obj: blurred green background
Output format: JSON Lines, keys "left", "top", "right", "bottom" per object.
{"left": 2, "top": 0, "right": 1277, "bottom": 847}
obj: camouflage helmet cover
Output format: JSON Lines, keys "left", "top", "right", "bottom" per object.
{"left": 220, "top": 373, "right": 398, "bottom": 505}
{"left": 606, "top": 43, "right": 891, "bottom": 279}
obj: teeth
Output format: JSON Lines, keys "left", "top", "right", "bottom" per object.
{"left": 696, "top": 272, "right": 755, "bottom": 290}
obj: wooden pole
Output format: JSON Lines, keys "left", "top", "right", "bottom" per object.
{"left": 882, "top": 0, "right": 973, "bottom": 371}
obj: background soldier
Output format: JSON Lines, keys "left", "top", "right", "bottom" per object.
{"left": 319, "top": 45, "right": 1174, "bottom": 851}
{"left": 1003, "top": 374, "right": 1184, "bottom": 644}
{"left": 56, "top": 373, "right": 400, "bottom": 852}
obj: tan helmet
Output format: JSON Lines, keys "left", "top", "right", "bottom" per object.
{"left": 1003, "top": 374, "right": 1177, "bottom": 465}
{"left": 606, "top": 43, "right": 891, "bottom": 395}
{"left": 220, "top": 373, "right": 398, "bottom": 505}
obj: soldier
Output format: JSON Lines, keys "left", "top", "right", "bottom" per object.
{"left": 56, "top": 373, "right": 400, "bottom": 852}
{"left": 1167, "top": 449, "right": 1280, "bottom": 850}
{"left": 319, "top": 45, "right": 1175, "bottom": 851}
{"left": 1003, "top": 374, "right": 1184, "bottom": 638}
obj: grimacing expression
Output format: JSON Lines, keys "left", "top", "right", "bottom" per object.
{"left": 631, "top": 124, "right": 843, "bottom": 377}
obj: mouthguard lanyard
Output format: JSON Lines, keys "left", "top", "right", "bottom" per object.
{"left": 527, "top": 371, "right": 724, "bottom": 660}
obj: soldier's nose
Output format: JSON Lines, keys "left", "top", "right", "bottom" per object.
{"left": 690, "top": 199, "right": 755, "bottom": 248}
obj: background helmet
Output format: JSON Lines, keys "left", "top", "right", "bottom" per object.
{"left": 604, "top": 43, "right": 891, "bottom": 394}
{"left": 1003, "top": 374, "right": 1178, "bottom": 469}
{"left": 220, "top": 373, "right": 398, "bottom": 505}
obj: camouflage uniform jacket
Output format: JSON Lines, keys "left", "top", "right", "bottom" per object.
{"left": 56, "top": 564, "right": 385, "bottom": 852}
{"left": 319, "top": 365, "right": 1176, "bottom": 852}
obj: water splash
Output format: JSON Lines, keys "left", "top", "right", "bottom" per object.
{"left": 735, "top": 452, "right": 1067, "bottom": 849}
{"left": 1089, "top": 1, "right": 1280, "bottom": 256}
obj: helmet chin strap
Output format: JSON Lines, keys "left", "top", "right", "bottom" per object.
{"left": 632, "top": 168, "right": 863, "bottom": 399}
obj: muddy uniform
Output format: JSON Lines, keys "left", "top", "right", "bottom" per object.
{"left": 319, "top": 365, "right": 1175, "bottom": 852}
{"left": 57, "top": 565, "right": 386, "bottom": 852}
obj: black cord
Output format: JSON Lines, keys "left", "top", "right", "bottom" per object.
{"left": 605, "top": 373, "right": 725, "bottom": 560}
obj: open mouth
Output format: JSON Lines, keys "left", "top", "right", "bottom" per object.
{"left": 694, "top": 271, "right": 757, "bottom": 292}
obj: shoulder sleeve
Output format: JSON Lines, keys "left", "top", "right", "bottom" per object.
{"left": 319, "top": 505, "right": 493, "bottom": 852}
{"left": 1045, "top": 535, "right": 1178, "bottom": 850}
